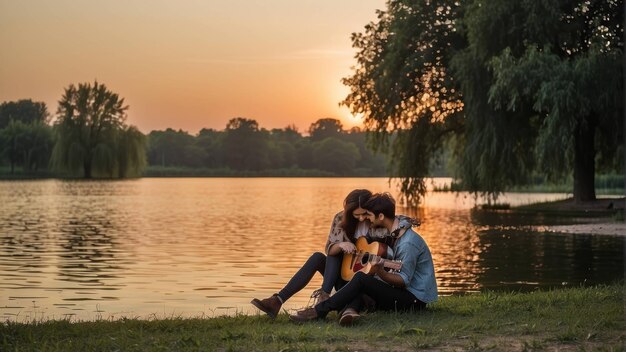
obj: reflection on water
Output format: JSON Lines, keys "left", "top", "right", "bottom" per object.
{"left": 0, "top": 178, "right": 623, "bottom": 321}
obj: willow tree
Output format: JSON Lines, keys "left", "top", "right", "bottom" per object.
{"left": 52, "top": 81, "right": 147, "bottom": 178}
{"left": 480, "top": 0, "right": 624, "bottom": 202}
{"left": 0, "top": 100, "right": 53, "bottom": 173}
{"left": 342, "top": 1, "right": 465, "bottom": 204}
{"left": 343, "top": 0, "right": 623, "bottom": 203}
{"left": 115, "top": 126, "right": 147, "bottom": 178}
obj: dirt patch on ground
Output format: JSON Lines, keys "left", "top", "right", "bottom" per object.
{"left": 338, "top": 335, "right": 625, "bottom": 351}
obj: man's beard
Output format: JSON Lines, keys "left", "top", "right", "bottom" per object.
{"left": 370, "top": 222, "right": 385, "bottom": 229}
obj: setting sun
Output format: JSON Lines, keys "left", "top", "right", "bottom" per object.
{"left": 0, "top": 0, "right": 385, "bottom": 134}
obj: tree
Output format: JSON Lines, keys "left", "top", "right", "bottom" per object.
{"left": 52, "top": 81, "right": 147, "bottom": 178}
{"left": 196, "top": 128, "right": 223, "bottom": 168}
{"left": 21, "top": 121, "right": 54, "bottom": 172}
{"left": 344, "top": 128, "right": 389, "bottom": 176}
{"left": 481, "top": 0, "right": 623, "bottom": 202}
{"left": 295, "top": 139, "right": 315, "bottom": 169}
{"left": 267, "top": 126, "right": 301, "bottom": 169}
{"left": 449, "top": 1, "right": 540, "bottom": 201}
{"left": 308, "top": 118, "right": 345, "bottom": 141}
{"left": 0, "top": 100, "right": 53, "bottom": 173}
{"left": 0, "top": 99, "right": 49, "bottom": 129}
{"left": 222, "top": 117, "right": 269, "bottom": 170}
{"left": 311, "top": 137, "right": 360, "bottom": 175}
{"left": 0, "top": 119, "right": 53, "bottom": 173}
{"left": 116, "top": 126, "right": 147, "bottom": 177}
{"left": 1, "top": 119, "right": 28, "bottom": 172}
{"left": 341, "top": 0, "right": 464, "bottom": 203}
{"left": 147, "top": 128, "right": 205, "bottom": 167}
{"left": 270, "top": 125, "right": 301, "bottom": 144}
{"left": 343, "top": 0, "right": 623, "bottom": 203}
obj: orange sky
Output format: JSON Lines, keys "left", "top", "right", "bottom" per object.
{"left": 0, "top": 0, "right": 386, "bottom": 134}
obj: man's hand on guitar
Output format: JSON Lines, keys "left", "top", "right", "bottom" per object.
{"left": 370, "top": 257, "right": 385, "bottom": 275}
{"left": 337, "top": 242, "right": 356, "bottom": 254}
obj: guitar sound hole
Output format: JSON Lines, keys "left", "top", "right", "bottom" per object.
{"left": 361, "top": 253, "right": 370, "bottom": 265}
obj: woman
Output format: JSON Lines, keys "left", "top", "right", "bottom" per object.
{"left": 250, "top": 189, "right": 418, "bottom": 319}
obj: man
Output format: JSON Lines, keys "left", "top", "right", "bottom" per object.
{"left": 289, "top": 192, "right": 437, "bottom": 325}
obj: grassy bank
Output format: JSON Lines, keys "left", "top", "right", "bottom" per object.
{"left": 2, "top": 282, "right": 623, "bottom": 351}
{"left": 513, "top": 197, "right": 625, "bottom": 222}
{"left": 433, "top": 174, "right": 625, "bottom": 196}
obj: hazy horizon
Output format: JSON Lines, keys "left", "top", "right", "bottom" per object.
{"left": 0, "top": 0, "right": 386, "bottom": 134}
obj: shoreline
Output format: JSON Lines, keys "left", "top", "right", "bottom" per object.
{"left": 537, "top": 222, "right": 626, "bottom": 236}
{"left": 513, "top": 197, "right": 625, "bottom": 236}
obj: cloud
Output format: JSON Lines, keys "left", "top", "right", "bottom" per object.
{"left": 282, "top": 48, "right": 354, "bottom": 60}
{"left": 184, "top": 47, "right": 354, "bottom": 65}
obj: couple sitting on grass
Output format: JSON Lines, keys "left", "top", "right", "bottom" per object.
{"left": 251, "top": 189, "right": 437, "bottom": 326}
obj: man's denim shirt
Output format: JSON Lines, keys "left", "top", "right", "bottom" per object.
{"left": 393, "top": 227, "right": 438, "bottom": 304}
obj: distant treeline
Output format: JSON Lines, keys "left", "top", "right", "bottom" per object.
{"left": 2, "top": 97, "right": 450, "bottom": 177}
{"left": 144, "top": 117, "right": 392, "bottom": 176}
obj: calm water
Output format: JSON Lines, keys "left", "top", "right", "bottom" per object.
{"left": 0, "top": 178, "right": 623, "bottom": 321}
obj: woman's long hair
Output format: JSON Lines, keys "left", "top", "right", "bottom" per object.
{"left": 340, "top": 189, "right": 372, "bottom": 242}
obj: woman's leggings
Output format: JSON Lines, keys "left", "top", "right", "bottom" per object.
{"left": 314, "top": 271, "right": 426, "bottom": 317}
{"left": 277, "top": 252, "right": 346, "bottom": 302}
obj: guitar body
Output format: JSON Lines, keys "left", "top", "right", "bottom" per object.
{"left": 341, "top": 237, "right": 397, "bottom": 281}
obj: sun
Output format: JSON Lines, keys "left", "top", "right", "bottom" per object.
{"left": 339, "top": 108, "right": 364, "bottom": 130}
{"left": 329, "top": 79, "right": 365, "bottom": 130}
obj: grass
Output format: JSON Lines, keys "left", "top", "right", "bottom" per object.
{"left": 2, "top": 282, "right": 624, "bottom": 351}
{"left": 514, "top": 197, "right": 624, "bottom": 221}
{"left": 432, "top": 174, "right": 625, "bottom": 196}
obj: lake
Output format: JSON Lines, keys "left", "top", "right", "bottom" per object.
{"left": 0, "top": 178, "right": 623, "bottom": 322}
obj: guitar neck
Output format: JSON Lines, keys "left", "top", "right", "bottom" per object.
{"left": 381, "top": 258, "right": 402, "bottom": 271}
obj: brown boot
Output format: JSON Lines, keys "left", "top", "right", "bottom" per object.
{"left": 339, "top": 308, "right": 359, "bottom": 326}
{"left": 310, "top": 289, "right": 331, "bottom": 306}
{"left": 288, "top": 307, "right": 319, "bottom": 323}
{"left": 251, "top": 294, "right": 282, "bottom": 319}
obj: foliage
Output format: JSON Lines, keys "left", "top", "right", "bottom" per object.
{"left": 116, "top": 126, "right": 147, "bottom": 178}
{"left": 195, "top": 128, "right": 223, "bottom": 168}
{"left": 308, "top": 118, "right": 344, "bottom": 141}
{"left": 147, "top": 128, "right": 206, "bottom": 168}
{"left": 0, "top": 101, "right": 410, "bottom": 179}
{"left": 341, "top": 0, "right": 465, "bottom": 204}
{"left": 0, "top": 100, "right": 54, "bottom": 173}
{"left": 342, "top": 0, "right": 624, "bottom": 203}
{"left": 2, "top": 282, "right": 622, "bottom": 351}
{"left": 478, "top": 0, "right": 624, "bottom": 201}
{"left": 222, "top": 117, "right": 270, "bottom": 171}
{"left": 51, "top": 81, "right": 147, "bottom": 178}
{"left": 144, "top": 118, "right": 395, "bottom": 177}
{"left": 0, "top": 99, "right": 49, "bottom": 129}
{"left": 311, "top": 137, "right": 360, "bottom": 175}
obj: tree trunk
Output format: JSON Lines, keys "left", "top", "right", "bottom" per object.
{"left": 23, "top": 150, "right": 30, "bottom": 172}
{"left": 573, "top": 118, "right": 596, "bottom": 202}
{"left": 84, "top": 160, "right": 92, "bottom": 178}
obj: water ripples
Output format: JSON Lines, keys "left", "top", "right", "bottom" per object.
{"left": 0, "top": 178, "right": 623, "bottom": 321}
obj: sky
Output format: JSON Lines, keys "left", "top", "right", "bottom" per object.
{"left": 0, "top": 0, "right": 386, "bottom": 134}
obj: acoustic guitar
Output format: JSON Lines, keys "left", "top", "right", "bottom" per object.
{"left": 341, "top": 237, "right": 402, "bottom": 281}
